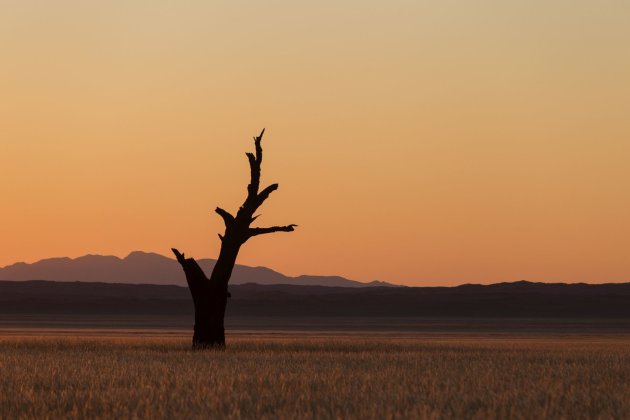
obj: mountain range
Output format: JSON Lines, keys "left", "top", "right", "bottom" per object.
{"left": 1, "top": 280, "right": 630, "bottom": 322}
{"left": 0, "top": 251, "right": 396, "bottom": 288}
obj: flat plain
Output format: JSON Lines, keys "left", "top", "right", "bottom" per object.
{"left": 1, "top": 331, "right": 629, "bottom": 419}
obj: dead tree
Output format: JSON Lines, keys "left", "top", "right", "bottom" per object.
{"left": 172, "top": 129, "right": 296, "bottom": 348}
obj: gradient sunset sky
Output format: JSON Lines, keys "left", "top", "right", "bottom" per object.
{"left": 1, "top": 1, "right": 629, "bottom": 286}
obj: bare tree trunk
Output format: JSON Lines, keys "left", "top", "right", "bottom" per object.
{"left": 171, "top": 249, "right": 228, "bottom": 347}
{"left": 172, "top": 129, "right": 296, "bottom": 349}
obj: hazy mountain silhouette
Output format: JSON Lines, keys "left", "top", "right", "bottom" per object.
{"left": 0, "top": 251, "right": 396, "bottom": 288}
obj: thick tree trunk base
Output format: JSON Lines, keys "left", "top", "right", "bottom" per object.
{"left": 172, "top": 248, "right": 228, "bottom": 350}
{"left": 193, "top": 319, "right": 226, "bottom": 349}
{"left": 193, "top": 329, "right": 225, "bottom": 349}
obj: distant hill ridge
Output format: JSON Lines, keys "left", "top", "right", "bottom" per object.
{"left": 0, "top": 251, "right": 396, "bottom": 288}
{"left": 1, "top": 280, "right": 630, "bottom": 320}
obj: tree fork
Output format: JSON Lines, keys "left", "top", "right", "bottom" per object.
{"left": 173, "top": 129, "right": 296, "bottom": 349}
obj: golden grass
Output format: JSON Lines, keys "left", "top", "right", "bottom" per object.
{"left": 1, "top": 333, "right": 629, "bottom": 419}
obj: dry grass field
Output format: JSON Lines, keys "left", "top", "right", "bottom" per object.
{"left": 1, "top": 331, "right": 629, "bottom": 419}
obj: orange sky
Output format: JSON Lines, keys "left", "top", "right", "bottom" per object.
{"left": 1, "top": 1, "right": 629, "bottom": 285}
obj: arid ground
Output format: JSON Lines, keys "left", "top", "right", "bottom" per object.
{"left": 1, "top": 330, "right": 629, "bottom": 419}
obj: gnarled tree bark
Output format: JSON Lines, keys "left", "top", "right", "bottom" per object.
{"left": 172, "top": 129, "right": 296, "bottom": 348}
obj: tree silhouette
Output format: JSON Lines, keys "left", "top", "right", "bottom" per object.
{"left": 172, "top": 129, "right": 296, "bottom": 348}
